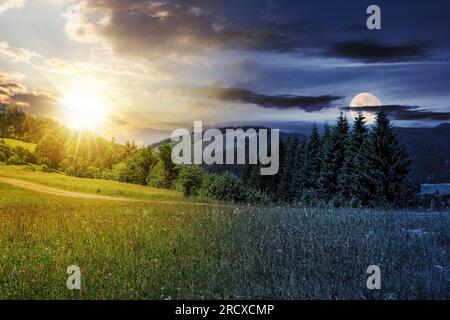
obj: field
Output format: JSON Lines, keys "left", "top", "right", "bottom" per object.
{"left": 0, "top": 165, "right": 210, "bottom": 203}
{"left": 0, "top": 138, "right": 37, "bottom": 153}
{"left": 0, "top": 165, "right": 448, "bottom": 299}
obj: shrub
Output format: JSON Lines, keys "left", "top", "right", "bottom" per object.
{"left": 109, "top": 162, "right": 127, "bottom": 181}
{"left": 0, "top": 143, "right": 13, "bottom": 162}
{"left": 147, "top": 161, "right": 166, "bottom": 188}
{"left": 6, "top": 146, "right": 33, "bottom": 165}
{"left": 120, "top": 147, "right": 157, "bottom": 185}
{"left": 200, "top": 172, "right": 246, "bottom": 202}
{"left": 175, "top": 166, "right": 204, "bottom": 197}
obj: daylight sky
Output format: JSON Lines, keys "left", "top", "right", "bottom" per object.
{"left": 1, "top": 0, "right": 450, "bottom": 143}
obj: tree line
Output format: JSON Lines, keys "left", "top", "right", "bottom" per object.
{"left": 244, "top": 111, "right": 419, "bottom": 208}
{"left": 0, "top": 105, "right": 420, "bottom": 207}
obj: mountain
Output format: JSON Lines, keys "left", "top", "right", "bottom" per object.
{"left": 396, "top": 123, "right": 450, "bottom": 183}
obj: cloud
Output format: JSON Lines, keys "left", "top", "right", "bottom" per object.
{"left": 10, "top": 91, "right": 59, "bottom": 115}
{"left": 329, "top": 41, "right": 429, "bottom": 63}
{"left": 63, "top": 0, "right": 303, "bottom": 58}
{"left": 0, "top": 73, "right": 59, "bottom": 116}
{"left": 0, "top": 41, "right": 41, "bottom": 62}
{"left": 0, "top": 73, "right": 26, "bottom": 96}
{"left": 194, "top": 86, "right": 342, "bottom": 111}
{"left": 0, "top": 0, "right": 25, "bottom": 14}
{"left": 344, "top": 105, "right": 450, "bottom": 121}
{"left": 62, "top": 1, "right": 436, "bottom": 67}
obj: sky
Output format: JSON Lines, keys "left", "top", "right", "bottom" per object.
{"left": 0, "top": 0, "right": 449, "bottom": 144}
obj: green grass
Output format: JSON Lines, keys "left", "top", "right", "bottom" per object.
{"left": 0, "top": 183, "right": 235, "bottom": 299}
{"left": 0, "top": 166, "right": 448, "bottom": 299}
{"left": 0, "top": 165, "right": 210, "bottom": 203}
{"left": 0, "top": 138, "right": 36, "bottom": 152}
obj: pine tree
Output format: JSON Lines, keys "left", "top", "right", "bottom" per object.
{"left": 278, "top": 137, "right": 293, "bottom": 201}
{"left": 370, "top": 110, "right": 412, "bottom": 205}
{"left": 339, "top": 112, "right": 368, "bottom": 203}
{"left": 334, "top": 112, "right": 350, "bottom": 171}
{"left": 291, "top": 138, "right": 306, "bottom": 201}
{"left": 318, "top": 123, "right": 335, "bottom": 200}
{"left": 319, "top": 113, "right": 349, "bottom": 203}
{"left": 159, "top": 144, "right": 180, "bottom": 188}
{"left": 303, "top": 125, "right": 322, "bottom": 192}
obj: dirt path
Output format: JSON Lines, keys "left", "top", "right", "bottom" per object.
{"left": 0, "top": 177, "right": 229, "bottom": 208}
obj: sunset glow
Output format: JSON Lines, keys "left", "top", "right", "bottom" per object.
{"left": 63, "top": 82, "right": 108, "bottom": 131}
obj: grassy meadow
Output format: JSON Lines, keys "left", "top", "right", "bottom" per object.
{"left": 0, "top": 165, "right": 209, "bottom": 203}
{"left": 0, "top": 138, "right": 37, "bottom": 153}
{"left": 0, "top": 165, "right": 448, "bottom": 299}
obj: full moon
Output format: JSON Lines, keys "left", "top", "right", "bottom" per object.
{"left": 349, "top": 92, "right": 381, "bottom": 123}
{"left": 350, "top": 92, "right": 381, "bottom": 108}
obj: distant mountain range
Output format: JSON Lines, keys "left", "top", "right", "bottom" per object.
{"left": 396, "top": 123, "right": 450, "bottom": 183}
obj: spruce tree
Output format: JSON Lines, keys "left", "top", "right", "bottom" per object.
{"left": 339, "top": 112, "right": 367, "bottom": 203}
{"left": 319, "top": 113, "right": 349, "bottom": 203}
{"left": 318, "top": 123, "right": 335, "bottom": 200}
{"left": 370, "top": 110, "right": 412, "bottom": 205}
{"left": 278, "top": 137, "right": 298, "bottom": 202}
{"left": 303, "top": 125, "right": 322, "bottom": 192}
{"left": 159, "top": 144, "right": 180, "bottom": 188}
{"left": 291, "top": 138, "right": 306, "bottom": 201}
{"left": 334, "top": 112, "right": 350, "bottom": 172}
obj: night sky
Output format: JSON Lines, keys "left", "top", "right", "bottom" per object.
{"left": 0, "top": 0, "right": 449, "bottom": 143}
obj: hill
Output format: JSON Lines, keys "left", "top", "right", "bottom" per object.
{"left": 0, "top": 165, "right": 205, "bottom": 203}
{"left": 0, "top": 138, "right": 37, "bottom": 152}
{"left": 396, "top": 123, "right": 450, "bottom": 183}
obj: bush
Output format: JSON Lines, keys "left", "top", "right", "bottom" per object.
{"left": 147, "top": 161, "right": 166, "bottom": 188}
{"left": 175, "top": 166, "right": 204, "bottom": 197}
{"left": 119, "top": 147, "right": 157, "bottom": 185}
{"left": 200, "top": 172, "right": 246, "bottom": 203}
{"left": 6, "top": 146, "right": 33, "bottom": 165}
{"left": 108, "top": 162, "right": 127, "bottom": 181}
{"left": 0, "top": 143, "right": 12, "bottom": 162}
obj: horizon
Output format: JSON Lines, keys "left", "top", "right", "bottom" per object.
{"left": 3, "top": 103, "right": 450, "bottom": 145}
{"left": 0, "top": 1, "right": 449, "bottom": 144}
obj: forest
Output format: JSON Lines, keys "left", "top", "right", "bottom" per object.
{"left": 0, "top": 105, "right": 423, "bottom": 208}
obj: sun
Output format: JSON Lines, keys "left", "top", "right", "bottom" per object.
{"left": 63, "top": 83, "right": 108, "bottom": 131}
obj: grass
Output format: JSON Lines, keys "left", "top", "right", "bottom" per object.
{"left": 228, "top": 207, "right": 449, "bottom": 299}
{"left": 0, "top": 166, "right": 448, "bottom": 299}
{"left": 0, "top": 183, "right": 234, "bottom": 299}
{"left": 0, "top": 165, "right": 209, "bottom": 203}
{"left": 0, "top": 138, "right": 36, "bottom": 153}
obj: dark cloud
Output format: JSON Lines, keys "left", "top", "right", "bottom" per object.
{"left": 343, "top": 105, "right": 450, "bottom": 121}
{"left": 199, "top": 86, "right": 342, "bottom": 111}
{"left": 11, "top": 92, "right": 59, "bottom": 115}
{"left": 67, "top": 0, "right": 303, "bottom": 57}
{"left": 0, "top": 75, "right": 26, "bottom": 101}
{"left": 329, "top": 41, "right": 429, "bottom": 63}
{"left": 67, "top": 1, "right": 439, "bottom": 65}
{"left": 0, "top": 74, "right": 59, "bottom": 116}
